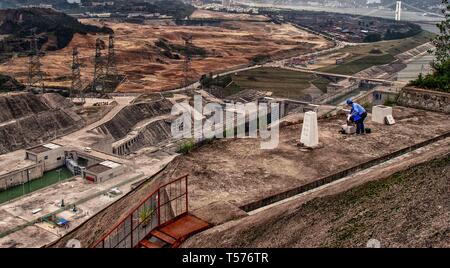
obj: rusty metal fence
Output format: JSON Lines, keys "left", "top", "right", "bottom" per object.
{"left": 92, "top": 175, "right": 188, "bottom": 248}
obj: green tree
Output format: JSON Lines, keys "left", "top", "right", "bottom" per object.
{"left": 430, "top": 0, "right": 450, "bottom": 66}
{"left": 410, "top": 0, "right": 450, "bottom": 92}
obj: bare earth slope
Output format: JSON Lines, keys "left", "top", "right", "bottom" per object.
{"left": 183, "top": 154, "right": 450, "bottom": 248}
{"left": 0, "top": 16, "right": 331, "bottom": 93}
{"left": 52, "top": 106, "right": 450, "bottom": 247}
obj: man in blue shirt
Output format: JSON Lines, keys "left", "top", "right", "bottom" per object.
{"left": 346, "top": 98, "right": 367, "bottom": 134}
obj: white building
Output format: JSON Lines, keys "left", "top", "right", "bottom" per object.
{"left": 26, "top": 143, "right": 65, "bottom": 172}
{"left": 84, "top": 160, "right": 126, "bottom": 183}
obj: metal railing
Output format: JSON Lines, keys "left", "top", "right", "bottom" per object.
{"left": 92, "top": 175, "right": 188, "bottom": 248}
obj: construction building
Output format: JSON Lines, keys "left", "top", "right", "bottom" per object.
{"left": 83, "top": 160, "right": 125, "bottom": 183}
{"left": 25, "top": 143, "right": 65, "bottom": 172}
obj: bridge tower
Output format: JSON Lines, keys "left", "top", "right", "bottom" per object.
{"left": 395, "top": 1, "right": 402, "bottom": 21}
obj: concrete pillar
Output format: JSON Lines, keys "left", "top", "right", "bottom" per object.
{"left": 300, "top": 111, "right": 319, "bottom": 147}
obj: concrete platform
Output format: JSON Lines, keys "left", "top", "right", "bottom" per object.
{"left": 152, "top": 106, "right": 450, "bottom": 211}
{"left": 0, "top": 171, "right": 144, "bottom": 248}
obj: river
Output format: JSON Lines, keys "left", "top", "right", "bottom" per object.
{"left": 0, "top": 167, "right": 73, "bottom": 205}
{"left": 239, "top": 2, "right": 443, "bottom": 34}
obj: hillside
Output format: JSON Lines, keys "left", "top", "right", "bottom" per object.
{"left": 0, "top": 74, "right": 24, "bottom": 92}
{"left": 183, "top": 153, "right": 450, "bottom": 248}
{"left": 0, "top": 7, "right": 111, "bottom": 61}
{"left": 3, "top": 0, "right": 196, "bottom": 19}
{"left": 0, "top": 92, "right": 85, "bottom": 154}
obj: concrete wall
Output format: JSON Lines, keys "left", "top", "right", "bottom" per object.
{"left": 97, "top": 165, "right": 126, "bottom": 183}
{"left": 317, "top": 79, "right": 360, "bottom": 104}
{"left": 96, "top": 99, "right": 172, "bottom": 140}
{"left": 0, "top": 163, "right": 44, "bottom": 191}
{"left": 112, "top": 120, "right": 172, "bottom": 155}
{"left": 354, "top": 88, "right": 399, "bottom": 107}
{"left": 65, "top": 151, "right": 103, "bottom": 167}
{"left": 397, "top": 87, "right": 450, "bottom": 114}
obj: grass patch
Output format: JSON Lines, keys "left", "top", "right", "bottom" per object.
{"left": 322, "top": 54, "right": 395, "bottom": 75}
{"left": 179, "top": 139, "right": 196, "bottom": 154}
{"left": 227, "top": 67, "right": 330, "bottom": 100}
{"left": 320, "top": 31, "right": 434, "bottom": 75}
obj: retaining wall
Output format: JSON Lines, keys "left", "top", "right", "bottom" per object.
{"left": 96, "top": 99, "right": 173, "bottom": 140}
{"left": 397, "top": 87, "right": 450, "bottom": 114}
{"left": 0, "top": 163, "right": 44, "bottom": 192}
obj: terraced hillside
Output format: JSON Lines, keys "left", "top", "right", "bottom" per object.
{"left": 95, "top": 99, "right": 173, "bottom": 140}
{"left": 0, "top": 93, "right": 84, "bottom": 154}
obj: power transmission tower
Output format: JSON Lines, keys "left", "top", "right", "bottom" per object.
{"left": 71, "top": 47, "right": 84, "bottom": 103}
{"left": 182, "top": 35, "right": 193, "bottom": 88}
{"left": 92, "top": 38, "right": 105, "bottom": 93}
{"left": 106, "top": 33, "right": 118, "bottom": 77}
{"left": 28, "top": 29, "right": 44, "bottom": 93}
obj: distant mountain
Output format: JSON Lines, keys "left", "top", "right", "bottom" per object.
{"left": 1, "top": 1, "right": 197, "bottom": 19}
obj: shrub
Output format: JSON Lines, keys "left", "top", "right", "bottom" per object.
{"left": 179, "top": 139, "right": 195, "bottom": 154}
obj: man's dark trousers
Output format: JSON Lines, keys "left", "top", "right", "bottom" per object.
{"left": 356, "top": 112, "right": 367, "bottom": 134}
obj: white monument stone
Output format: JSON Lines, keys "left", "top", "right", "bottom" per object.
{"left": 372, "top": 105, "right": 393, "bottom": 124}
{"left": 300, "top": 111, "right": 319, "bottom": 147}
